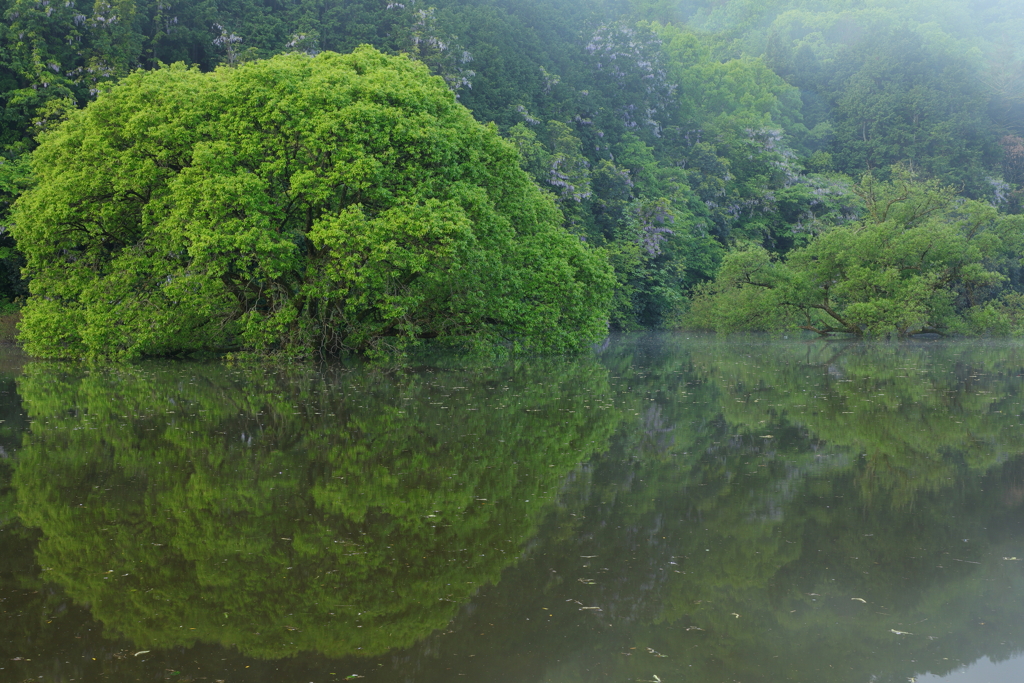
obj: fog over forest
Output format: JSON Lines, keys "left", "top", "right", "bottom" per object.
{"left": 3, "top": 0, "right": 1024, "bottom": 357}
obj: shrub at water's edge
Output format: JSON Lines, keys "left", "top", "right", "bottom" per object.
{"left": 685, "top": 170, "right": 1024, "bottom": 337}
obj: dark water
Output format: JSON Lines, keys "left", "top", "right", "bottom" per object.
{"left": 2, "top": 333, "right": 1024, "bottom": 683}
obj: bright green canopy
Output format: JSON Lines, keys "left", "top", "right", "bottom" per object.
{"left": 11, "top": 47, "right": 614, "bottom": 359}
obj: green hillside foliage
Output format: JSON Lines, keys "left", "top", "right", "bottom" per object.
{"left": 2, "top": 0, "right": 1024, "bottom": 351}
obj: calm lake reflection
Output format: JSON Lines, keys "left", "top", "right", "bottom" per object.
{"left": 2, "top": 333, "right": 1024, "bottom": 683}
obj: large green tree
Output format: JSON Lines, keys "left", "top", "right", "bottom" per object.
{"left": 10, "top": 47, "right": 613, "bottom": 359}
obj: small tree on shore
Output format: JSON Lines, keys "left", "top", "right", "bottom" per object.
{"left": 687, "top": 169, "right": 1024, "bottom": 337}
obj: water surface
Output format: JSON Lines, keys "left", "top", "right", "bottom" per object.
{"left": 2, "top": 334, "right": 1024, "bottom": 683}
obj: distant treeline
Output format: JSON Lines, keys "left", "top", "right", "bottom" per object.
{"left": 2, "top": 0, "right": 1024, "bottom": 349}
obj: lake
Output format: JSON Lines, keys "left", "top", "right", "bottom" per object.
{"left": 2, "top": 333, "right": 1024, "bottom": 683}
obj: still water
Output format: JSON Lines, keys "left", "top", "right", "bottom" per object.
{"left": 2, "top": 333, "right": 1024, "bottom": 683}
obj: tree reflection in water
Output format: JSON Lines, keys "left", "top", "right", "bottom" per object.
{"left": 13, "top": 357, "right": 621, "bottom": 658}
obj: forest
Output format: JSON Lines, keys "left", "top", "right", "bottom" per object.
{"left": 3, "top": 0, "right": 1024, "bottom": 357}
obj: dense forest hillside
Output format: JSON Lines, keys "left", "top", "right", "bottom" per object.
{"left": 2, "top": 0, "right": 1024, "bottom": 355}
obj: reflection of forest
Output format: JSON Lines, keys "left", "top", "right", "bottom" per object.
{"left": 627, "top": 339, "right": 1024, "bottom": 683}
{"left": 4, "top": 336, "right": 1024, "bottom": 683}
{"left": 0, "top": 349, "right": 30, "bottom": 525}
{"left": 362, "top": 337, "right": 1024, "bottom": 683}
{"left": 410, "top": 458, "right": 1024, "bottom": 683}
{"left": 11, "top": 357, "right": 621, "bottom": 659}
{"left": 690, "top": 340, "right": 1024, "bottom": 504}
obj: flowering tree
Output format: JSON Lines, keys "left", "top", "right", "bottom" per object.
{"left": 584, "top": 21, "right": 676, "bottom": 137}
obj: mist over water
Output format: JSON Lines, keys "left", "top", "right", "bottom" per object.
{"left": 2, "top": 333, "right": 1024, "bottom": 682}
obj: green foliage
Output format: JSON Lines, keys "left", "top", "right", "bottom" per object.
{"left": 660, "top": 24, "right": 803, "bottom": 132}
{"left": 1, "top": 0, "right": 142, "bottom": 138}
{"left": 507, "top": 120, "right": 594, "bottom": 227}
{"left": 2, "top": 0, "right": 1024, "bottom": 342}
{"left": 606, "top": 196, "right": 723, "bottom": 328}
{"left": 11, "top": 48, "right": 613, "bottom": 359}
{"left": 688, "top": 170, "right": 1023, "bottom": 336}
{"left": 0, "top": 153, "right": 28, "bottom": 304}
{"left": 826, "top": 28, "right": 995, "bottom": 192}
{"left": 671, "top": 0, "right": 1020, "bottom": 197}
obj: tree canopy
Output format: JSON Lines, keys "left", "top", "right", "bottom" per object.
{"left": 10, "top": 47, "right": 613, "bottom": 359}
{"left": 687, "top": 171, "right": 1024, "bottom": 336}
